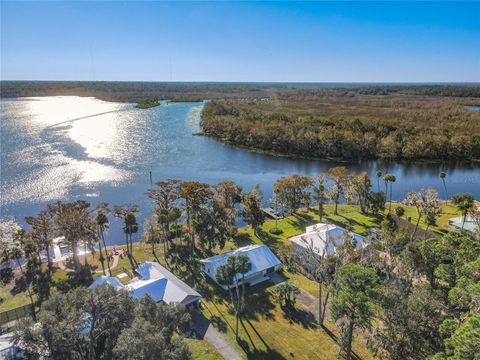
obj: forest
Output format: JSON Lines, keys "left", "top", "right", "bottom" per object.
{"left": 201, "top": 89, "right": 480, "bottom": 161}
{"left": 2, "top": 81, "right": 479, "bottom": 102}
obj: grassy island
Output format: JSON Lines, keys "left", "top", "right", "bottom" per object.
{"left": 135, "top": 98, "right": 160, "bottom": 109}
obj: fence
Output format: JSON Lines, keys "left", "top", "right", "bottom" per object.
{"left": 0, "top": 304, "right": 33, "bottom": 327}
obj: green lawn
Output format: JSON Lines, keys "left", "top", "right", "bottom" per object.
{"left": 237, "top": 202, "right": 460, "bottom": 254}
{"left": 184, "top": 339, "right": 224, "bottom": 360}
{"left": 0, "top": 282, "right": 34, "bottom": 312}
{"left": 198, "top": 276, "right": 373, "bottom": 360}
{"left": 391, "top": 201, "right": 460, "bottom": 233}
{"left": 1, "top": 202, "right": 461, "bottom": 358}
{"left": 1, "top": 202, "right": 459, "bottom": 313}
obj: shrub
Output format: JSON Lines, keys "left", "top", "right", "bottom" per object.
{"left": 395, "top": 206, "right": 405, "bottom": 218}
{"left": 269, "top": 227, "right": 283, "bottom": 235}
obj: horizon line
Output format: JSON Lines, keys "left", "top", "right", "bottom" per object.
{"left": 2, "top": 80, "right": 480, "bottom": 85}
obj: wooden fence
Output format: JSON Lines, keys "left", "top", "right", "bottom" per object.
{"left": 0, "top": 303, "right": 33, "bottom": 326}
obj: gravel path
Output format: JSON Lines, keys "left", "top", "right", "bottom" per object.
{"left": 191, "top": 311, "right": 243, "bottom": 360}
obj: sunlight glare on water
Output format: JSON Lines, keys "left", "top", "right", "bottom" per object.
{"left": 1, "top": 97, "right": 134, "bottom": 207}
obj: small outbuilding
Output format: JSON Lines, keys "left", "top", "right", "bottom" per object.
{"left": 200, "top": 244, "right": 281, "bottom": 290}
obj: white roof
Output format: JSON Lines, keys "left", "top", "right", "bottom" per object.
{"left": 289, "top": 223, "right": 369, "bottom": 257}
{"left": 89, "top": 262, "right": 201, "bottom": 305}
{"left": 0, "top": 333, "right": 14, "bottom": 352}
{"left": 128, "top": 262, "right": 201, "bottom": 305}
{"left": 200, "top": 244, "right": 281, "bottom": 278}
{"left": 89, "top": 275, "right": 124, "bottom": 289}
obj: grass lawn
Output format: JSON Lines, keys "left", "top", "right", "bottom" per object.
{"left": 236, "top": 202, "right": 460, "bottom": 254}
{"left": 1, "top": 202, "right": 459, "bottom": 313}
{"left": 184, "top": 338, "right": 224, "bottom": 360}
{"left": 391, "top": 201, "right": 460, "bottom": 234}
{"left": 1, "top": 202, "right": 461, "bottom": 359}
{"left": 198, "top": 276, "right": 373, "bottom": 360}
{"left": 0, "top": 282, "right": 35, "bottom": 312}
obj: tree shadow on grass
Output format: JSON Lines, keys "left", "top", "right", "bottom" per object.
{"left": 238, "top": 318, "right": 286, "bottom": 360}
{"left": 238, "top": 338, "right": 285, "bottom": 360}
{"left": 10, "top": 275, "right": 29, "bottom": 295}
{"left": 323, "top": 214, "right": 373, "bottom": 235}
{"left": 292, "top": 211, "right": 315, "bottom": 224}
{"left": 233, "top": 232, "right": 254, "bottom": 247}
{"left": 280, "top": 305, "right": 317, "bottom": 329}
{"left": 242, "top": 284, "right": 276, "bottom": 321}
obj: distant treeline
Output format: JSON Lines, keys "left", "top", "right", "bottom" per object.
{"left": 357, "top": 85, "right": 480, "bottom": 97}
{"left": 201, "top": 92, "right": 480, "bottom": 161}
{"left": 0, "top": 81, "right": 281, "bottom": 102}
{"left": 2, "top": 81, "right": 479, "bottom": 102}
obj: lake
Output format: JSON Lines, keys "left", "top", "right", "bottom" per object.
{"left": 1, "top": 96, "right": 479, "bottom": 245}
{"left": 464, "top": 105, "right": 480, "bottom": 111}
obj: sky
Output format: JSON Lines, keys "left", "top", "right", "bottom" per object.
{"left": 1, "top": 1, "right": 479, "bottom": 82}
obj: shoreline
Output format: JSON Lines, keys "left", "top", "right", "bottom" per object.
{"left": 200, "top": 132, "right": 480, "bottom": 164}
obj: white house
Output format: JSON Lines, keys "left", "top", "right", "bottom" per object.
{"left": 288, "top": 223, "right": 370, "bottom": 260}
{"left": 200, "top": 244, "right": 281, "bottom": 290}
{"left": 89, "top": 261, "right": 201, "bottom": 307}
{"left": 0, "top": 333, "right": 20, "bottom": 360}
{"left": 449, "top": 206, "right": 479, "bottom": 239}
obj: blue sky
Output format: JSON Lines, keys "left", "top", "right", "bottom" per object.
{"left": 1, "top": 1, "right": 479, "bottom": 82}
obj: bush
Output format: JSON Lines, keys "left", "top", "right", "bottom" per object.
{"left": 269, "top": 227, "right": 283, "bottom": 235}
{"left": 395, "top": 206, "right": 405, "bottom": 218}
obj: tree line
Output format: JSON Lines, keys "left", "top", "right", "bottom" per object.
{"left": 201, "top": 92, "right": 480, "bottom": 160}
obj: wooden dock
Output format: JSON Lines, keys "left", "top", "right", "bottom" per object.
{"left": 261, "top": 207, "right": 282, "bottom": 220}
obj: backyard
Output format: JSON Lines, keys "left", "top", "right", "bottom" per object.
{"left": 1, "top": 202, "right": 461, "bottom": 359}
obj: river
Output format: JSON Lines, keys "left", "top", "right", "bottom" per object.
{"left": 1, "top": 96, "right": 479, "bottom": 245}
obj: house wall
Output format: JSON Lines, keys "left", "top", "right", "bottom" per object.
{"left": 201, "top": 263, "right": 280, "bottom": 290}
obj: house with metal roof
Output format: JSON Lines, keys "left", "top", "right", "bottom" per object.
{"left": 288, "top": 222, "right": 370, "bottom": 260}
{"left": 200, "top": 244, "right": 281, "bottom": 290}
{"left": 89, "top": 262, "right": 201, "bottom": 306}
{"left": 449, "top": 214, "right": 479, "bottom": 239}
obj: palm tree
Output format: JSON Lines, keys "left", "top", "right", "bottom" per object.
{"left": 95, "top": 204, "right": 111, "bottom": 276}
{"left": 375, "top": 170, "right": 382, "bottom": 192}
{"left": 236, "top": 255, "right": 252, "bottom": 313}
{"left": 114, "top": 205, "right": 139, "bottom": 269}
{"left": 215, "top": 265, "right": 235, "bottom": 306}
{"left": 215, "top": 263, "right": 239, "bottom": 341}
{"left": 226, "top": 256, "right": 242, "bottom": 342}
{"left": 383, "top": 174, "right": 389, "bottom": 195}
{"left": 452, "top": 193, "right": 474, "bottom": 231}
{"left": 388, "top": 175, "right": 396, "bottom": 212}
{"left": 383, "top": 174, "right": 396, "bottom": 212}
{"left": 439, "top": 171, "right": 448, "bottom": 203}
